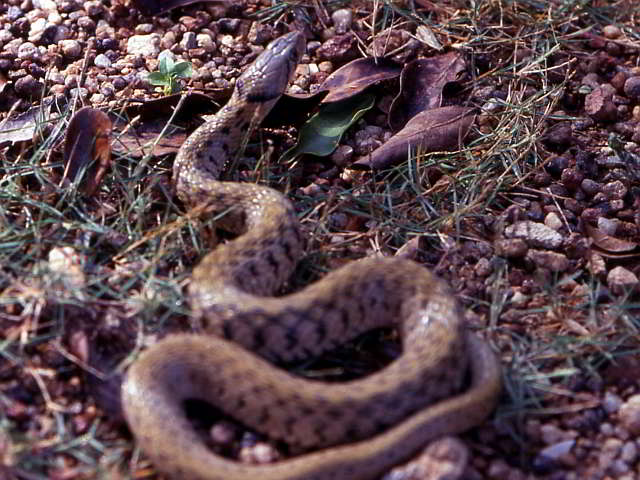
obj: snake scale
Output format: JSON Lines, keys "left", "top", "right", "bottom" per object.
{"left": 121, "top": 31, "right": 502, "bottom": 480}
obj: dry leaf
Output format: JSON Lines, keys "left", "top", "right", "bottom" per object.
{"left": 319, "top": 57, "right": 402, "bottom": 103}
{"left": 113, "top": 92, "right": 219, "bottom": 158}
{"left": 63, "top": 107, "right": 112, "bottom": 196}
{"left": 585, "top": 223, "right": 638, "bottom": 253}
{"left": 389, "top": 53, "right": 466, "bottom": 131}
{"left": 0, "top": 99, "right": 54, "bottom": 144}
{"left": 354, "top": 106, "right": 475, "bottom": 170}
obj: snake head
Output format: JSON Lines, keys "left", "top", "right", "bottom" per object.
{"left": 236, "top": 30, "right": 306, "bottom": 104}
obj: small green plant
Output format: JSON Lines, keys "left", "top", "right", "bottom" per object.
{"left": 147, "top": 52, "right": 193, "bottom": 95}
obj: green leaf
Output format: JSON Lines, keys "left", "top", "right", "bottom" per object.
{"left": 171, "top": 61, "right": 193, "bottom": 78}
{"left": 147, "top": 72, "right": 169, "bottom": 86}
{"left": 280, "top": 93, "right": 375, "bottom": 163}
{"left": 158, "top": 53, "right": 174, "bottom": 75}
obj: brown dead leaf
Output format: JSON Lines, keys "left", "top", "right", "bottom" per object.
{"left": 0, "top": 99, "right": 54, "bottom": 144}
{"left": 123, "top": 91, "right": 221, "bottom": 121}
{"left": 112, "top": 118, "right": 188, "bottom": 158}
{"left": 353, "top": 106, "right": 475, "bottom": 170}
{"left": 113, "top": 91, "right": 219, "bottom": 158}
{"left": 585, "top": 223, "right": 638, "bottom": 253}
{"left": 318, "top": 57, "right": 402, "bottom": 103}
{"left": 389, "top": 53, "right": 466, "bottom": 132}
{"left": 63, "top": 107, "right": 112, "bottom": 196}
{"left": 266, "top": 58, "right": 400, "bottom": 127}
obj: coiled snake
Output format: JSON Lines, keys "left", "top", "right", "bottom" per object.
{"left": 121, "top": 31, "right": 502, "bottom": 480}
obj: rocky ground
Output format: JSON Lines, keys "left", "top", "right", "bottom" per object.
{"left": 0, "top": 0, "right": 639, "bottom": 479}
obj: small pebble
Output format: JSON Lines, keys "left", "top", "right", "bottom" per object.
{"left": 607, "top": 266, "right": 638, "bottom": 295}
{"left": 181, "top": 31, "right": 198, "bottom": 50}
{"left": 602, "top": 391, "right": 623, "bottom": 414}
{"left": 331, "top": 8, "right": 353, "bottom": 34}
{"left": 127, "top": 34, "right": 161, "bottom": 56}
{"left": 59, "top": 39, "right": 82, "bottom": 58}
{"left": 504, "top": 221, "right": 563, "bottom": 249}
{"left": 619, "top": 394, "right": 640, "bottom": 435}
{"left": 93, "top": 53, "right": 111, "bottom": 68}
{"left": 544, "top": 212, "right": 563, "bottom": 230}
{"left": 602, "top": 25, "right": 622, "bottom": 39}
{"left": 623, "top": 76, "right": 640, "bottom": 100}
{"left": 209, "top": 420, "right": 237, "bottom": 445}
{"left": 17, "top": 41, "right": 38, "bottom": 59}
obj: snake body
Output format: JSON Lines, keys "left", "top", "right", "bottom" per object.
{"left": 121, "top": 31, "right": 502, "bottom": 480}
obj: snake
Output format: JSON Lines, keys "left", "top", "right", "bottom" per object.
{"left": 120, "top": 30, "right": 502, "bottom": 480}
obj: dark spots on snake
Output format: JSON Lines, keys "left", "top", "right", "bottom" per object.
{"left": 283, "top": 225, "right": 303, "bottom": 246}
{"left": 326, "top": 407, "right": 343, "bottom": 420}
{"left": 344, "top": 425, "right": 360, "bottom": 442}
{"left": 340, "top": 283, "right": 355, "bottom": 301}
{"left": 265, "top": 251, "right": 279, "bottom": 275}
{"left": 252, "top": 327, "right": 266, "bottom": 350}
{"left": 312, "top": 425, "right": 327, "bottom": 445}
{"left": 284, "top": 416, "right": 297, "bottom": 435}
{"left": 284, "top": 327, "right": 298, "bottom": 351}
{"left": 271, "top": 350, "right": 287, "bottom": 365}
{"left": 257, "top": 408, "right": 271, "bottom": 425}
{"left": 368, "top": 295, "right": 378, "bottom": 309}
{"left": 299, "top": 405, "right": 314, "bottom": 416}
{"left": 381, "top": 396, "right": 401, "bottom": 413}
{"left": 187, "top": 370, "right": 200, "bottom": 386}
{"left": 248, "top": 263, "right": 259, "bottom": 279}
{"left": 381, "top": 298, "right": 392, "bottom": 313}
{"left": 221, "top": 126, "right": 230, "bottom": 135}
{"left": 355, "top": 405, "right": 374, "bottom": 419}
{"left": 251, "top": 384, "right": 266, "bottom": 397}
{"left": 274, "top": 397, "right": 288, "bottom": 409}
{"left": 436, "top": 365, "right": 453, "bottom": 386}
{"left": 259, "top": 237, "right": 276, "bottom": 249}
{"left": 221, "top": 143, "right": 230, "bottom": 154}
{"left": 340, "top": 310, "right": 350, "bottom": 331}
{"left": 247, "top": 90, "right": 280, "bottom": 103}
{"left": 280, "top": 240, "right": 296, "bottom": 265}
{"left": 243, "top": 248, "right": 257, "bottom": 258}
{"left": 373, "top": 419, "right": 391, "bottom": 434}
{"left": 222, "top": 320, "right": 234, "bottom": 340}
{"left": 299, "top": 345, "right": 316, "bottom": 359}
{"left": 314, "top": 321, "right": 326, "bottom": 344}
{"left": 235, "top": 397, "right": 246, "bottom": 410}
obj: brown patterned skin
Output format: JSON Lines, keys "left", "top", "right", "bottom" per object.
{"left": 121, "top": 31, "right": 502, "bottom": 480}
